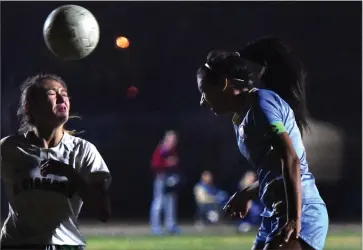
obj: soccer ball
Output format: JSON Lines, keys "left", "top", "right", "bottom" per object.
{"left": 43, "top": 5, "right": 100, "bottom": 61}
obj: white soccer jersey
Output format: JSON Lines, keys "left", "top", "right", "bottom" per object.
{"left": 0, "top": 132, "right": 111, "bottom": 246}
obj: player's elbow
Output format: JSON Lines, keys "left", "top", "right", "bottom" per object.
{"left": 90, "top": 186, "right": 111, "bottom": 222}
{"left": 282, "top": 152, "right": 300, "bottom": 174}
{"left": 96, "top": 196, "right": 111, "bottom": 223}
{"left": 98, "top": 209, "right": 111, "bottom": 223}
{"left": 288, "top": 153, "right": 299, "bottom": 164}
{"left": 291, "top": 154, "right": 300, "bottom": 167}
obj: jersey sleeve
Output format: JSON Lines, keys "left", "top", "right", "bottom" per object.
{"left": 257, "top": 94, "right": 286, "bottom": 135}
{"left": 81, "top": 142, "right": 112, "bottom": 189}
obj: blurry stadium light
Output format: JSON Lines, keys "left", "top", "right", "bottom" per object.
{"left": 116, "top": 36, "right": 130, "bottom": 49}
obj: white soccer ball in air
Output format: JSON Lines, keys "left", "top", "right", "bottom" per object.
{"left": 43, "top": 5, "right": 100, "bottom": 61}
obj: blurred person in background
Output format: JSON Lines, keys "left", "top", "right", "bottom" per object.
{"left": 236, "top": 171, "right": 262, "bottom": 233}
{"left": 197, "top": 37, "right": 328, "bottom": 250}
{"left": 193, "top": 170, "right": 229, "bottom": 231}
{"left": 150, "top": 130, "right": 181, "bottom": 235}
{"left": 0, "top": 74, "right": 112, "bottom": 250}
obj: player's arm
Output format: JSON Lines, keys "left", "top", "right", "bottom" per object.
{"left": 68, "top": 171, "right": 111, "bottom": 222}
{"left": 151, "top": 147, "right": 169, "bottom": 172}
{"left": 68, "top": 144, "right": 112, "bottom": 222}
{"left": 0, "top": 136, "right": 11, "bottom": 182}
{"left": 270, "top": 122, "right": 302, "bottom": 220}
{"left": 259, "top": 99, "right": 302, "bottom": 222}
{"left": 194, "top": 185, "right": 216, "bottom": 203}
{"left": 160, "top": 147, "right": 178, "bottom": 167}
{"left": 242, "top": 180, "right": 260, "bottom": 200}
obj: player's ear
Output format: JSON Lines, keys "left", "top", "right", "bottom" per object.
{"left": 225, "top": 79, "right": 242, "bottom": 95}
{"left": 232, "top": 88, "right": 241, "bottom": 95}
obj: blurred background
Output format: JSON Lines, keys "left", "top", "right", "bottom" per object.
{"left": 1, "top": 1, "right": 362, "bottom": 249}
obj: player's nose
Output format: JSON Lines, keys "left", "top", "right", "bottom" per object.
{"left": 56, "top": 93, "right": 65, "bottom": 104}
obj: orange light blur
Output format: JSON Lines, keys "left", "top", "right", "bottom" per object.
{"left": 116, "top": 36, "right": 129, "bottom": 49}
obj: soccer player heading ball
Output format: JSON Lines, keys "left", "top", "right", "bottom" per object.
{"left": 0, "top": 74, "right": 112, "bottom": 249}
{"left": 197, "top": 37, "right": 328, "bottom": 250}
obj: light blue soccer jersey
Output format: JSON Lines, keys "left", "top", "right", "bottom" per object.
{"left": 234, "top": 89, "right": 324, "bottom": 217}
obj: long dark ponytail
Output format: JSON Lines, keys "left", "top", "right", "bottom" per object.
{"left": 239, "top": 37, "right": 309, "bottom": 136}
{"left": 197, "top": 37, "right": 309, "bottom": 136}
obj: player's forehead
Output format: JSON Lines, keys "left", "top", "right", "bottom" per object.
{"left": 197, "top": 78, "right": 220, "bottom": 95}
{"left": 203, "top": 171, "right": 212, "bottom": 177}
{"left": 41, "top": 79, "right": 67, "bottom": 92}
{"left": 197, "top": 71, "right": 221, "bottom": 92}
{"left": 197, "top": 77, "right": 205, "bottom": 92}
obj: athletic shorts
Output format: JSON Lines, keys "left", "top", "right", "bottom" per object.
{"left": 254, "top": 203, "right": 329, "bottom": 250}
{"left": 0, "top": 245, "right": 85, "bottom": 250}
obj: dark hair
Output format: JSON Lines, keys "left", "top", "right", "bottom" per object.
{"left": 197, "top": 51, "right": 251, "bottom": 87}
{"left": 17, "top": 73, "right": 79, "bottom": 134}
{"left": 197, "top": 37, "right": 309, "bottom": 136}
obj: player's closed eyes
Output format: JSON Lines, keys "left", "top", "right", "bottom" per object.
{"left": 47, "top": 89, "right": 69, "bottom": 98}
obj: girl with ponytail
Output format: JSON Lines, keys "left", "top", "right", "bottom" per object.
{"left": 197, "top": 37, "right": 328, "bottom": 250}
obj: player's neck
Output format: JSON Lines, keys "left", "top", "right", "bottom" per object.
{"left": 32, "top": 126, "right": 64, "bottom": 149}
{"left": 233, "top": 89, "right": 253, "bottom": 114}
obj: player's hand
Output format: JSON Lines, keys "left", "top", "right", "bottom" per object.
{"left": 223, "top": 189, "right": 251, "bottom": 219}
{"left": 277, "top": 218, "right": 301, "bottom": 246}
{"left": 40, "top": 159, "right": 74, "bottom": 177}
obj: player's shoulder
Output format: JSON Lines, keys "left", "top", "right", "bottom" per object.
{"left": 1, "top": 135, "right": 13, "bottom": 146}
{"left": 252, "top": 89, "right": 284, "bottom": 109}
{"left": 193, "top": 183, "right": 203, "bottom": 192}
{"left": 1, "top": 134, "right": 26, "bottom": 150}
{"left": 256, "top": 89, "right": 282, "bottom": 103}
{"left": 153, "top": 145, "right": 162, "bottom": 154}
{"left": 63, "top": 132, "right": 99, "bottom": 154}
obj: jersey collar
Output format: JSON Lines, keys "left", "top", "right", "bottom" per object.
{"left": 232, "top": 88, "right": 259, "bottom": 125}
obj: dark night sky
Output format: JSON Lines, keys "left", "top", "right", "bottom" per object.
{"left": 1, "top": 1, "right": 361, "bottom": 220}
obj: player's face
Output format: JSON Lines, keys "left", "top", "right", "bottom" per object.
{"left": 31, "top": 80, "right": 70, "bottom": 127}
{"left": 164, "top": 133, "right": 177, "bottom": 149}
{"left": 244, "top": 172, "right": 256, "bottom": 186}
{"left": 197, "top": 77, "right": 232, "bottom": 116}
{"left": 202, "top": 172, "right": 213, "bottom": 184}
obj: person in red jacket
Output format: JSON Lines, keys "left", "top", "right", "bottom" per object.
{"left": 150, "top": 130, "right": 181, "bottom": 235}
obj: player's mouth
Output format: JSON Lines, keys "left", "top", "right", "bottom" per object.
{"left": 56, "top": 105, "right": 67, "bottom": 113}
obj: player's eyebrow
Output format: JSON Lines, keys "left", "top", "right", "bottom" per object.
{"left": 46, "top": 87, "right": 67, "bottom": 91}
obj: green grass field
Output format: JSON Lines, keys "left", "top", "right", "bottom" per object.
{"left": 85, "top": 231, "right": 362, "bottom": 250}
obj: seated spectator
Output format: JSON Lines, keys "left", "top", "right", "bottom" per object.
{"left": 193, "top": 171, "right": 228, "bottom": 230}
{"left": 236, "top": 171, "right": 263, "bottom": 233}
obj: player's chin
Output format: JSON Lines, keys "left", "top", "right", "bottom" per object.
{"left": 55, "top": 113, "right": 69, "bottom": 123}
